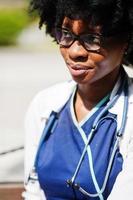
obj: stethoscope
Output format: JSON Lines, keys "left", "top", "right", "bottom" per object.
{"left": 66, "top": 74, "right": 129, "bottom": 200}
{"left": 31, "top": 72, "right": 129, "bottom": 200}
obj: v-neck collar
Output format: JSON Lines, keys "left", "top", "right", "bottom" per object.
{"left": 70, "top": 74, "right": 121, "bottom": 127}
{"left": 70, "top": 87, "right": 110, "bottom": 127}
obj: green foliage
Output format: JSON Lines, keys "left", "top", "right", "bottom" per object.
{"left": 0, "top": 8, "right": 30, "bottom": 46}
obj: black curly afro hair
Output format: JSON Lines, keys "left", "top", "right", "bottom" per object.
{"left": 30, "top": 0, "right": 133, "bottom": 65}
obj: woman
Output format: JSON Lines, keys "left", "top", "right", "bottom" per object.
{"left": 23, "top": 0, "right": 133, "bottom": 200}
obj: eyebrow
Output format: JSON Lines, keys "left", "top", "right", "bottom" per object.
{"left": 62, "top": 26, "right": 69, "bottom": 29}
{"left": 61, "top": 27, "right": 102, "bottom": 37}
{"left": 62, "top": 23, "right": 72, "bottom": 30}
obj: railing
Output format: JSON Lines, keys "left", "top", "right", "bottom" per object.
{"left": 0, "top": 146, "right": 24, "bottom": 199}
{"left": 0, "top": 182, "right": 24, "bottom": 200}
{"left": 0, "top": 146, "right": 24, "bottom": 156}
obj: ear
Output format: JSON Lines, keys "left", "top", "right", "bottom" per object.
{"left": 123, "top": 42, "right": 128, "bottom": 52}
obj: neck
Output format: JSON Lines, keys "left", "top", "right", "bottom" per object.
{"left": 76, "top": 67, "right": 121, "bottom": 110}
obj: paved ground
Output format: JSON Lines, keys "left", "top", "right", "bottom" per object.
{"left": 0, "top": 50, "right": 71, "bottom": 182}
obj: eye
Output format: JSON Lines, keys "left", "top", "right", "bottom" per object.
{"left": 62, "top": 29, "right": 71, "bottom": 38}
{"left": 54, "top": 28, "right": 72, "bottom": 43}
{"left": 93, "top": 36, "right": 101, "bottom": 45}
{"left": 82, "top": 34, "right": 101, "bottom": 45}
{"left": 81, "top": 34, "right": 101, "bottom": 51}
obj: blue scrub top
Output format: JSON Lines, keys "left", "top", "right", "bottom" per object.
{"left": 36, "top": 93, "right": 123, "bottom": 200}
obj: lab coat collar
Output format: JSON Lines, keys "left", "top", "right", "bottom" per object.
{"left": 109, "top": 76, "right": 133, "bottom": 132}
{"left": 109, "top": 76, "right": 133, "bottom": 115}
{"left": 40, "top": 80, "right": 77, "bottom": 120}
{"left": 40, "top": 75, "right": 133, "bottom": 122}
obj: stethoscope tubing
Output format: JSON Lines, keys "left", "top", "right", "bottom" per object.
{"left": 68, "top": 75, "right": 129, "bottom": 199}
{"left": 69, "top": 117, "right": 118, "bottom": 199}
{"left": 77, "top": 131, "right": 119, "bottom": 198}
{"left": 34, "top": 111, "right": 58, "bottom": 167}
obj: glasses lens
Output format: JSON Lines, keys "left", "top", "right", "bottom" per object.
{"left": 55, "top": 28, "right": 73, "bottom": 47}
{"left": 55, "top": 28, "right": 101, "bottom": 51}
{"left": 82, "top": 34, "right": 101, "bottom": 51}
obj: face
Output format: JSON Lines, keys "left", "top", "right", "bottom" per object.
{"left": 59, "top": 17, "right": 127, "bottom": 86}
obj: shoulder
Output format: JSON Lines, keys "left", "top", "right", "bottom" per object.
{"left": 25, "top": 80, "right": 76, "bottom": 124}
{"left": 31, "top": 80, "right": 76, "bottom": 114}
{"left": 34, "top": 80, "right": 76, "bottom": 103}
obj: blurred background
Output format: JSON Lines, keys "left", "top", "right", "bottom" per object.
{"left": 0, "top": 0, "right": 70, "bottom": 199}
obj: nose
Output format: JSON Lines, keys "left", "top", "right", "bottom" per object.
{"left": 68, "top": 40, "right": 88, "bottom": 62}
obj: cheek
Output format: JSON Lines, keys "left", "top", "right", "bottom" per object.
{"left": 60, "top": 46, "right": 107, "bottom": 64}
{"left": 89, "top": 52, "right": 106, "bottom": 63}
{"left": 60, "top": 45, "right": 124, "bottom": 70}
{"left": 93, "top": 46, "right": 124, "bottom": 69}
{"left": 101, "top": 49, "right": 124, "bottom": 68}
{"left": 60, "top": 48, "right": 67, "bottom": 60}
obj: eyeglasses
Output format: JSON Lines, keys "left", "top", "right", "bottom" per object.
{"left": 54, "top": 27, "right": 103, "bottom": 52}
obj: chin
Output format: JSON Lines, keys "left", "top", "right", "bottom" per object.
{"left": 71, "top": 76, "right": 92, "bottom": 85}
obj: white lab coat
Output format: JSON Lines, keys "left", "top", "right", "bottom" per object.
{"left": 23, "top": 75, "right": 133, "bottom": 200}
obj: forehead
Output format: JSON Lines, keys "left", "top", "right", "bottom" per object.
{"left": 62, "top": 17, "right": 101, "bottom": 34}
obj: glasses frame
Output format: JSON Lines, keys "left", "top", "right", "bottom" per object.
{"left": 54, "top": 27, "right": 104, "bottom": 52}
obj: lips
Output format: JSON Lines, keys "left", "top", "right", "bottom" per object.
{"left": 67, "top": 63, "right": 94, "bottom": 76}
